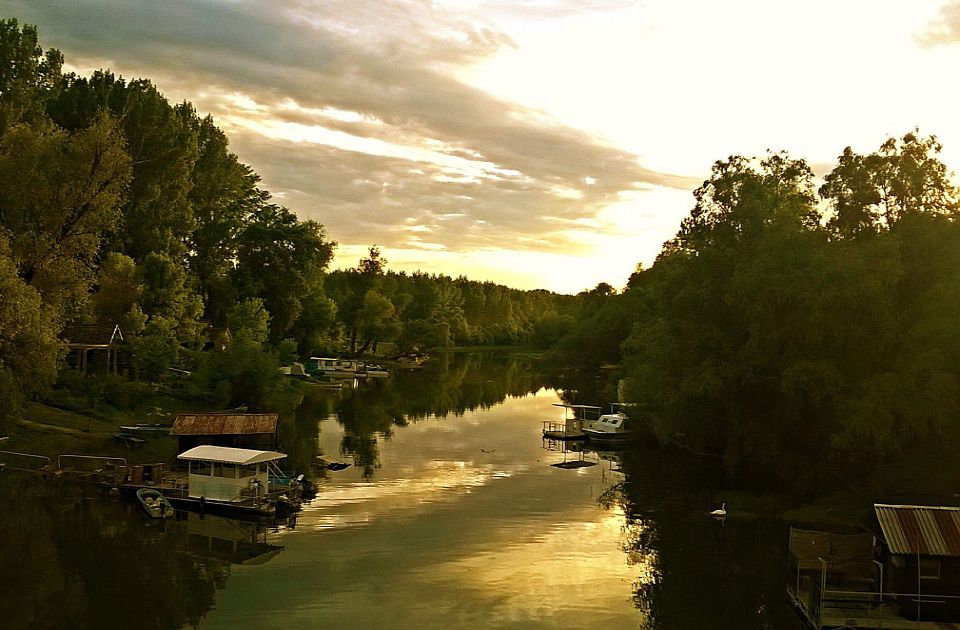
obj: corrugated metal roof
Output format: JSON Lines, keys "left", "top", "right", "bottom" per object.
{"left": 874, "top": 504, "right": 960, "bottom": 556}
{"left": 177, "top": 445, "right": 285, "bottom": 465}
{"left": 171, "top": 414, "right": 279, "bottom": 436}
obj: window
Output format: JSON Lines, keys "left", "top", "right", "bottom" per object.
{"left": 213, "top": 463, "right": 236, "bottom": 478}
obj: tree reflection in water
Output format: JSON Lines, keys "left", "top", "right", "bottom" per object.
{"left": 0, "top": 477, "right": 228, "bottom": 629}
{"left": 606, "top": 449, "right": 806, "bottom": 630}
{"left": 329, "top": 351, "right": 557, "bottom": 478}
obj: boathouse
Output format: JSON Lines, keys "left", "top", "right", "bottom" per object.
{"left": 874, "top": 503, "right": 960, "bottom": 622}
{"left": 170, "top": 413, "right": 279, "bottom": 451}
{"left": 177, "top": 445, "right": 285, "bottom": 504}
{"left": 61, "top": 323, "right": 126, "bottom": 375}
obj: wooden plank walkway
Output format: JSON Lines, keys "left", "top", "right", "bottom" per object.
{"left": 790, "top": 587, "right": 960, "bottom": 629}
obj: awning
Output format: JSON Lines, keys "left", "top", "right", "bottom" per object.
{"left": 177, "top": 445, "right": 286, "bottom": 465}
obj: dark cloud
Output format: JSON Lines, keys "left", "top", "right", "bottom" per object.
{"left": 6, "top": 0, "right": 691, "bottom": 256}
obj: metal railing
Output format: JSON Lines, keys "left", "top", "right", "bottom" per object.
{"left": 0, "top": 450, "right": 52, "bottom": 473}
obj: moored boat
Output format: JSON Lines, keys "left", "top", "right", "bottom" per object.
{"left": 581, "top": 405, "right": 634, "bottom": 442}
{"left": 136, "top": 488, "right": 175, "bottom": 519}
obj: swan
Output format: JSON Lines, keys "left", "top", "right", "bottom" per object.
{"left": 709, "top": 502, "right": 726, "bottom": 517}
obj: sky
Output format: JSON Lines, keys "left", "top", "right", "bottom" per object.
{"left": 6, "top": 0, "right": 960, "bottom": 293}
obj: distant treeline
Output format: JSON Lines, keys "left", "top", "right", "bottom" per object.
{"left": 556, "top": 135, "right": 960, "bottom": 487}
{"left": 0, "top": 19, "right": 582, "bottom": 421}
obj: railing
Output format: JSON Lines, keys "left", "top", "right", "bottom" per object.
{"left": 790, "top": 576, "right": 960, "bottom": 628}
{"left": 57, "top": 454, "right": 127, "bottom": 471}
{"left": 0, "top": 450, "right": 52, "bottom": 473}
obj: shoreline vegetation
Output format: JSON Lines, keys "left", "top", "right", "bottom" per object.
{"left": 4, "top": 18, "right": 960, "bottom": 528}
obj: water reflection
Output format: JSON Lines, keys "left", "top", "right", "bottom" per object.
{"left": 329, "top": 352, "right": 555, "bottom": 478}
{"left": 2, "top": 353, "right": 811, "bottom": 629}
{"left": 612, "top": 450, "right": 807, "bottom": 629}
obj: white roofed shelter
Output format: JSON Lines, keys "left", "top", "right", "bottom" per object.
{"left": 178, "top": 446, "right": 286, "bottom": 504}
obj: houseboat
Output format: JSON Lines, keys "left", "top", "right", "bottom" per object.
{"left": 172, "top": 445, "right": 296, "bottom": 517}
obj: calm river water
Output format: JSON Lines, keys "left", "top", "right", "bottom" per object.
{"left": 1, "top": 352, "right": 807, "bottom": 629}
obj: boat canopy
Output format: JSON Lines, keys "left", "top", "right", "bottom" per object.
{"left": 177, "top": 445, "right": 286, "bottom": 465}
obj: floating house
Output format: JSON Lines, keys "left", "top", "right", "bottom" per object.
{"left": 177, "top": 445, "right": 288, "bottom": 513}
{"left": 170, "top": 413, "right": 279, "bottom": 451}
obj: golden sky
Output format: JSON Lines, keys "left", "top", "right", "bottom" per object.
{"left": 9, "top": 0, "right": 960, "bottom": 293}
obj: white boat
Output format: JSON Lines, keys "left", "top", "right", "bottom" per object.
{"left": 581, "top": 405, "right": 634, "bottom": 442}
{"left": 306, "top": 357, "right": 361, "bottom": 378}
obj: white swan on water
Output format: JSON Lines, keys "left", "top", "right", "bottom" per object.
{"left": 709, "top": 502, "right": 726, "bottom": 517}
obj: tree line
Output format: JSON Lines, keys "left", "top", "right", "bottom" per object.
{"left": 551, "top": 131, "right": 960, "bottom": 487}
{"left": 0, "top": 19, "right": 584, "bottom": 424}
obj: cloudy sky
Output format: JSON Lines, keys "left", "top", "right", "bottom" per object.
{"left": 6, "top": 0, "right": 960, "bottom": 293}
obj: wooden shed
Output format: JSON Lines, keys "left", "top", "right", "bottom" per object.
{"left": 170, "top": 413, "right": 279, "bottom": 451}
{"left": 61, "top": 323, "right": 126, "bottom": 375}
{"left": 874, "top": 503, "right": 960, "bottom": 622}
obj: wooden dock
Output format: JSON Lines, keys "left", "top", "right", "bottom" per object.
{"left": 542, "top": 429, "right": 585, "bottom": 440}
{"left": 542, "top": 421, "right": 585, "bottom": 441}
{"left": 789, "top": 586, "right": 960, "bottom": 629}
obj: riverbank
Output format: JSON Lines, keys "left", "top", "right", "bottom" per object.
{"left": 4, "top": 400, "right": 179, "bottom": 464}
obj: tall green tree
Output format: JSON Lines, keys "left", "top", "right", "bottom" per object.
{"left": 50, "top": 72, "right": 199, "bottom": 260}
{"left": 0, "top": 235, "right": 61, "bottom": 428}
{"left": 187, "top": 113, "right": 264, "bottom": 321}
{"left": 821, "top": 131, "right": 959, "bottom": 236}
{"left": 0, "top": 113, "right": 131, "bottom": 322}
{"left": 0, "top": 19, "right": 62, "bottom": 132}
{"left": 234, "top": 204, "right": 335, "bottom": 342}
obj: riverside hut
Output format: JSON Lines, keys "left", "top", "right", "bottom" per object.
{"left": 874, "top": 503, "right": 960, "bottom": 622}
{"left": 170, "top": 413, "right": 279, "bottom": 451}
{"left": 61, "top": 323, "right": 126, "bottom": 375}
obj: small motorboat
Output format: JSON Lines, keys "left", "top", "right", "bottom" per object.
{"left": 137, "top": 488, "right": 175, "bottom": 519}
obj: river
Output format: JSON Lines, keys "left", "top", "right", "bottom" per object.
{"left": 0, "top": 352, "right": 806, "bottom": 629}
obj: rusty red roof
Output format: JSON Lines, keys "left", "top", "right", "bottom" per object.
{"left": 170, "top": 413, "right": 279, "bottom": 436}
{"left": 875, "top": 504, "right": 960, "bottom": 556}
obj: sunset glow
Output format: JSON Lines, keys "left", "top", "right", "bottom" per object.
{"left": 12, "top": 0, "right": 960, "bottom": 292}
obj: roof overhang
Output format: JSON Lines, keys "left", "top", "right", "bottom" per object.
{"left": 178, "top": 445, "right": 286, "bottom": 465}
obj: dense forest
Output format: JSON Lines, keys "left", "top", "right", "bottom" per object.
{"left": 0, "top": 19, "right": 579, "bottom": 427}
{"left": 567, "top": 136, "right": 960, "bottom": 487}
